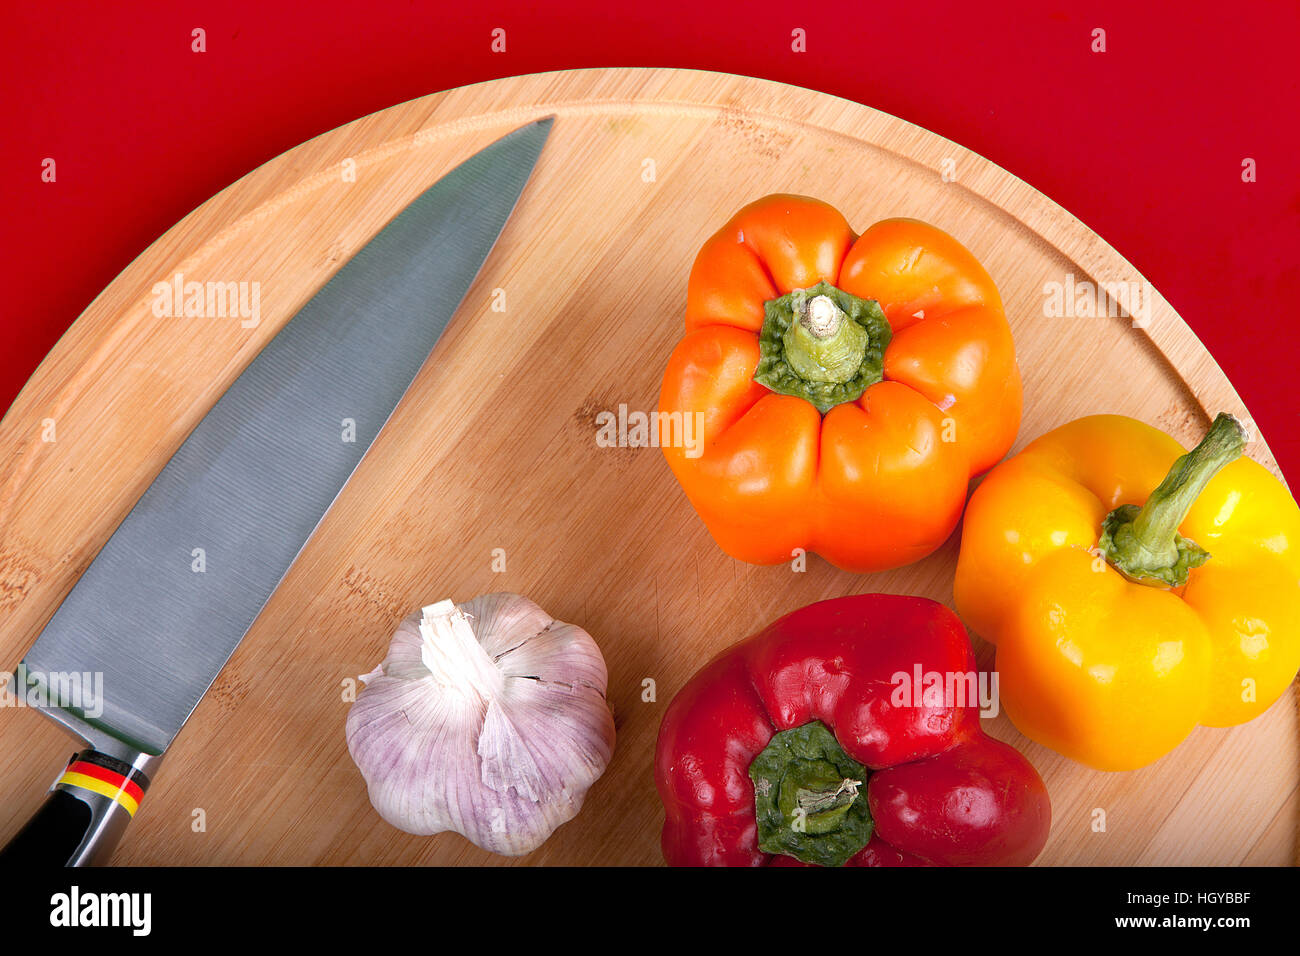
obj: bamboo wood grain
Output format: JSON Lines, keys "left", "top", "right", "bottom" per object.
{"left": 0, "top": 68, "right": 1294, "bottom": 865}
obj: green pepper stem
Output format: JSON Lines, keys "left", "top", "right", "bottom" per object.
{"left": 803, "top": 293, "right": 845, "bottom": 338}
{"left": 1098, "top": 413, "right": 1247, "bottom": 587}
{"left": 796, "top": 777, "right": 862, "bottom": 816}
{"left": 753, "top": 281, "right": 893, "bottom": 415}
{"left": 748, "top": 721, "right": 874, "bottom": 867}
{"left": 782, "top": 291, "right": 869, "bottom": 385}
{"left": 1131, "top": 413, "right": 1246, "bottom": 559}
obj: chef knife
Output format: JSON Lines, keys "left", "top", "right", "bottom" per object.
{"left": 0, "top": 116, "right": 553, "bottom": 865}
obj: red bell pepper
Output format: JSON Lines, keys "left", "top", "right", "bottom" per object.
{"left": 655, "top": 594, "right": 1051, "bottom": 866}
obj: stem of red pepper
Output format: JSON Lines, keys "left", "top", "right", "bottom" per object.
{"left": 1098, "top": 413, "right": 1247, "bottom": 587}
{"left": 749, "top": 720, "right": 874, "bottom": 867}
{"left": 795, "top": 776, "right": 862, "bottom": 818}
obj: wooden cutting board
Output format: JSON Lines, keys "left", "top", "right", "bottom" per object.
{"left": 0, "top": 68, "right": 1295, "bottom": 866}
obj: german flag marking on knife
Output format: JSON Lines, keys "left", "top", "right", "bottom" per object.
{"left": 54, "top": 753, "right": 149, "bottom": 817}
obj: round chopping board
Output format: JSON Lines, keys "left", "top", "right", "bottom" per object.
{"left": 0, "top": 68, "right": 1295, "bottom": 866}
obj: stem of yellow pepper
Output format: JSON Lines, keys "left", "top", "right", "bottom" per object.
{"left": 1098, "top": 413, "right": 1248, "bottom": 587}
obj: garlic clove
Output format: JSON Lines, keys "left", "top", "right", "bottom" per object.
{"left": 462, "top": 591, "right": 555, "bottom": 660}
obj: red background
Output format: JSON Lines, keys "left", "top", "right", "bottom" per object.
{"left": 3, "top": 1, "right": 1297, "bottom": 476}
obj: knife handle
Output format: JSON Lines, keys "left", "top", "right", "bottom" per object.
{"left": 0, "top": 749, "right": 155, "bottom": 866}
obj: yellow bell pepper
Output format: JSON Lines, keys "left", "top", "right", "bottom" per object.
{"left": 954, "top": 413, "right": 1300, "bottom": 771}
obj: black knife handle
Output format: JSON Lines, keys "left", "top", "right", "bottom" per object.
{"left": 0, "top": 749, "right": 155, "bottom": 866}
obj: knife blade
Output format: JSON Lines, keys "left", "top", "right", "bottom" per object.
{"left": 1, "top": 116, "right": 553, "bottom": 865}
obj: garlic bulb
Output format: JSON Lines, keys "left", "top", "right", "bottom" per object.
{"left": 345, "top": 593, "right": 616, "bottom": 856}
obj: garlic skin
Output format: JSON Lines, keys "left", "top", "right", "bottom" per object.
{"left": 345, "top": 593, "right": 616, "bottom": 856}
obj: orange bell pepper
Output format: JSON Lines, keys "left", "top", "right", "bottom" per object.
{"left": 658, "top": 194, "right": 1021, "bottom": 573}
{"left": 954, "top": 413, "right": 1300, "bottom": 771}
